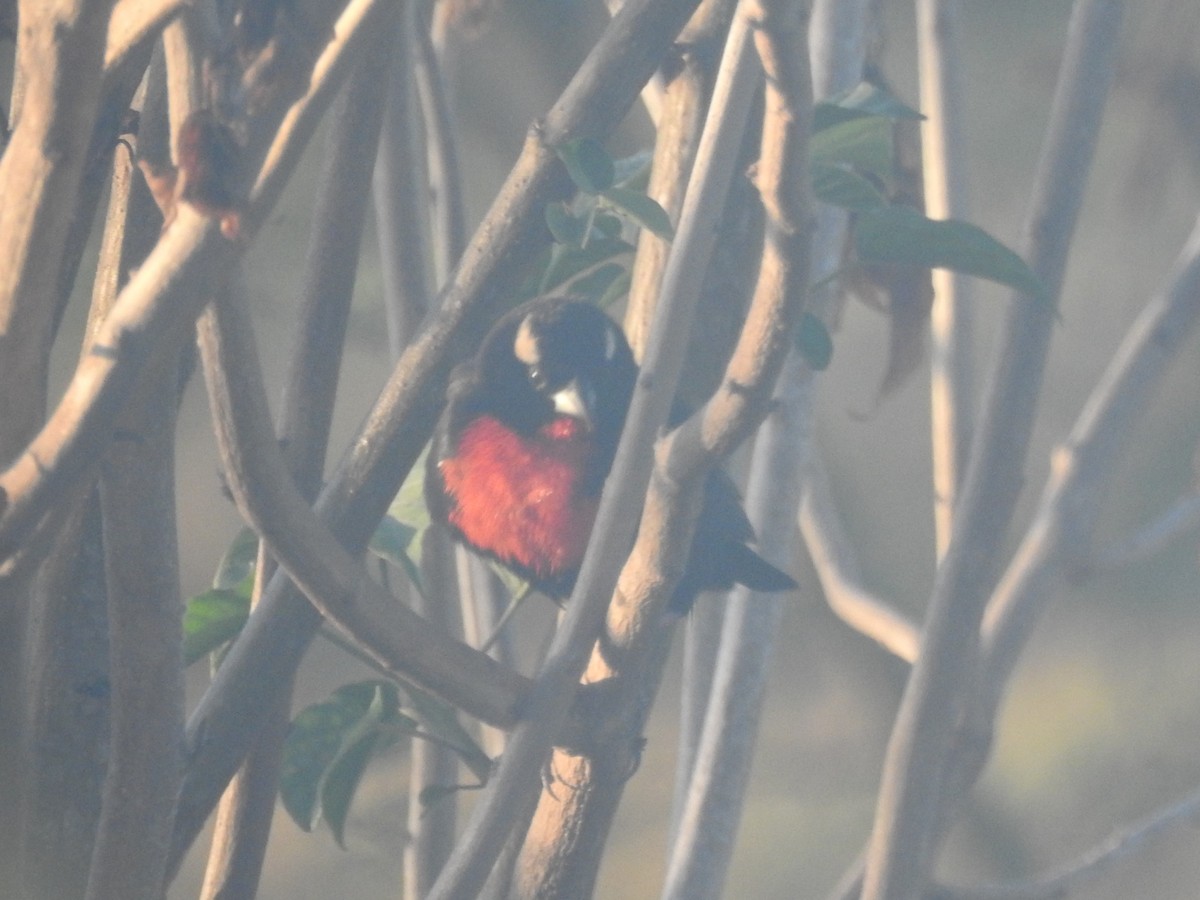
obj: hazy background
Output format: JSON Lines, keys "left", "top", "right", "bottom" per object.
{"left": 50, "top": 1, "right": 1195, "bottom": 896}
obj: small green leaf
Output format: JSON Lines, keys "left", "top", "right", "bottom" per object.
{"left": 183, "top": 586, "right": 250, "bottom": 666}
{"left": 557, "top": 138, "right": 614, "bottom": 194}
{"left": 811, "top": 163, "right": 886, "bottom": 210}
{"left": 545, "top": 202, "right": 587, "bottom": 245}
{"left": 612, "top": 150, "right": 653, "bottom": 189}
{"left": 600, "top": 186, "right": 674, "bottom": 239}
{"left": 401, "top": 685, "right": 493, "bottom": 783}
{"left": 795, "top": 312, "right": 834, "bottom": 371}
{"left": 318, "top": 685, "right": 414, "bottom": 848}
{"left": 281, "top": 681, "right": 416, "bottom": 842}
{"left": 592, "top": 211, "right": 624, "bottom": 240}
{"left": 814, "top": 81, "right": 924, "bottom": 131}
{"left": 810, "top": 117, "right": 894, "bottom": 184}
{"left": 597, "top": 268, "right": 631, "bottom": 308}
{"left": 566, "top": 262, "right": 628, "bottom": 305}
{"left": 370, "top": 514, "right": 424, "bottom": 597}
{"left": 370, "top": 515, "right": 417, "bottom": 564}
{"left": 537, "top": 237, "right": 635, "bottom": 297}
{"left": 214, "top": 527, "right": 258, "bottom": 589}
{"left": 281, "top": 684, "right": 376, "bottom": 832}
{"left": 855, "top": 206, "right": 1047, "bottom": 301}
{"left": 419, "top": 784, "right": 463, "bottom": 809}
{"left": 390, "top": 445, "right": 431, "bottom": 533}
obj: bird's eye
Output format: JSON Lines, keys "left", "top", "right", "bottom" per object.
{"left": 528, "top": 364, "right": 544, "bottom": 386}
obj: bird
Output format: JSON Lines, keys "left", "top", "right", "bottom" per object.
{"left": 425, "top": 296, "right": 796, "bottom": 613}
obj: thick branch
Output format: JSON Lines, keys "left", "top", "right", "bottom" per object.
{"left": 201, "top": 12, "right": 399, "bottom": 897}
{"left": 0, "top": 0, "right": 389, "bottom": 571}
{"left": 0, "top": 0, "right": 116, "bottom": 466}
{"left": 197, "top": 292, "right": 524, "bottom": 724}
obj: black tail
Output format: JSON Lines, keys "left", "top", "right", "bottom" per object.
{"left": 724, "top": 541, "right": 796, "bottom": 592}
{"left": 668, "top": 468, "right": 797, "bottom": 613}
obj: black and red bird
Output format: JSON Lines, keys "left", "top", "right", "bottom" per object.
{"left": 426, "top": 297, "right": 795, "bottom": 612}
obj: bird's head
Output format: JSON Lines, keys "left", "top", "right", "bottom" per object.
{"left": 476, "top": 297, "right": 636, "bottom": 447}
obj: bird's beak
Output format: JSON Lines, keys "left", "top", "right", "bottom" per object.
{"left": 551, "top": 378, "right": 596, "bottom": 430}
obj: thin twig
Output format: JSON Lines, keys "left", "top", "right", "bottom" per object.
{"left": 196, "top": 290, "right": 525, "bottom": 725}
{"left": 979, "top": 206, "right": 1200, "bottom": 722}
{"left": 1090, "top": 491, "right": 1200, "bottom": 572}
{"left": 930, "top": 782, "right": 1200, "bottom": 900}
{"left": 800, "top": 451, "right": 920, "bottom": 664}
{"left": 917, "top": 0, "right": 976, "bottom": 561}
{"left": 373, "top": 6, "right": 432, "bottom": 356}
{"left": 413, "top": 0, "right": 466, "bottom": 285}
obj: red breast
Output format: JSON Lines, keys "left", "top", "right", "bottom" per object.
{"left": 438, "top": 414, "right": 599, "bottom": 581}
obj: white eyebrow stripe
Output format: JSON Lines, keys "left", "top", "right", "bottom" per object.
{"left": 514, "top": 316, "right": 540, "bottom": 365}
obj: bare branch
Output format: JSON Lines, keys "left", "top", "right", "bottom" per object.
{"left": 0, "top": 0, "right": 116, "bottom": 466}
{"left": 200, "top": 11, "right": 399, "bottom": 897}
{"left": 929, "top": 782, "right": 1200, "bottom": 900}
{"left": 861, "top": 3, "right": 1124, "bottom": 897}
{"left": 917, "top": 0, "right": 976, "bottom": 560}
{"left": 800, "top": 452, "right": 920, "bottom": 664}
{"left": 1090, "top": 491, "right": 1200, "bottom": 572}
{"left": 413, "top": 0, "right": 466, "bottom": 285}
{"left": 623, "top": 0, "right": 737, "bottom": 355}
{"left": 0, "top": 0, "right": 390, "bottom": 573}
{"left": 659, "top": 5, "right": 813, "bottom": 897}
{"left": 373, "top": 11, "right": 432, "bottom": 355}
{"left": 979, "top": 206, "right": 1200, "bottom": 720}
{"left": 105, "top": 0, "right": 186, "bottom": 75}
{"left": 87, "top": 231, "right": 187, "bottom": 900}
{"left": 196, "top": 291, "right": 524, "bottom": 724}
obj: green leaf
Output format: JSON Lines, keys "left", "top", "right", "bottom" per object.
{"left": 369, "top": 514, "right": 423, "bottom": 597}
{"left": 565, "top": 262, "right": 628, "bottom": 306}
{"left": 592, "top": 211, "right": 624, "bottom": 240}
{"left": 814, "top": 81, "right": 924, "bottom": 131}
{"left": 390, "top": 445, "right": 431, "bottom": 533}
{"left": 214, "top": 527, "right": 258, "bottom": 589}
{"left": 795, "top": 312, "right": 834, "bottom": 371}
{"left": 538, "top": 237, "right": 634, "bottom": 297}
{"left": 419, "top": 784, "right": 463, "bottom": 809}
{"left": 597, "top": 268, "right": 631, "bottom": 309}
{"left": 612, "top": 150, "right": 653, "bottom": 189}
{"left": 182, "top": 585, "right": 250, "bottom": 666}
{"left": 281, "top": 684, "right": 374, "bottom": 832}
{"left": 810, "top": 116, "right": 895, "bottom": 184}
{"left": 318, "top": 685, "right": 414, "bottom": 848}
{"left": 280, "top": 681, "right": 417, "bottom": 843}
{"left": 545, "top": 202, "right": 587, "bottom": 245}
{"left": 401, "top": 685, "right": 492, "bottom": 783}
{"left": 811, "top": 163, "right": 886, "bottom": 211}
{"left": 600, "top": 186, "right": 674, "bottom": 239}
{"left": 557, "top": 138, "right": 614, "bottom": 194}
{"left": 855, "top": 206, "right": 1047, "bottom": 301}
